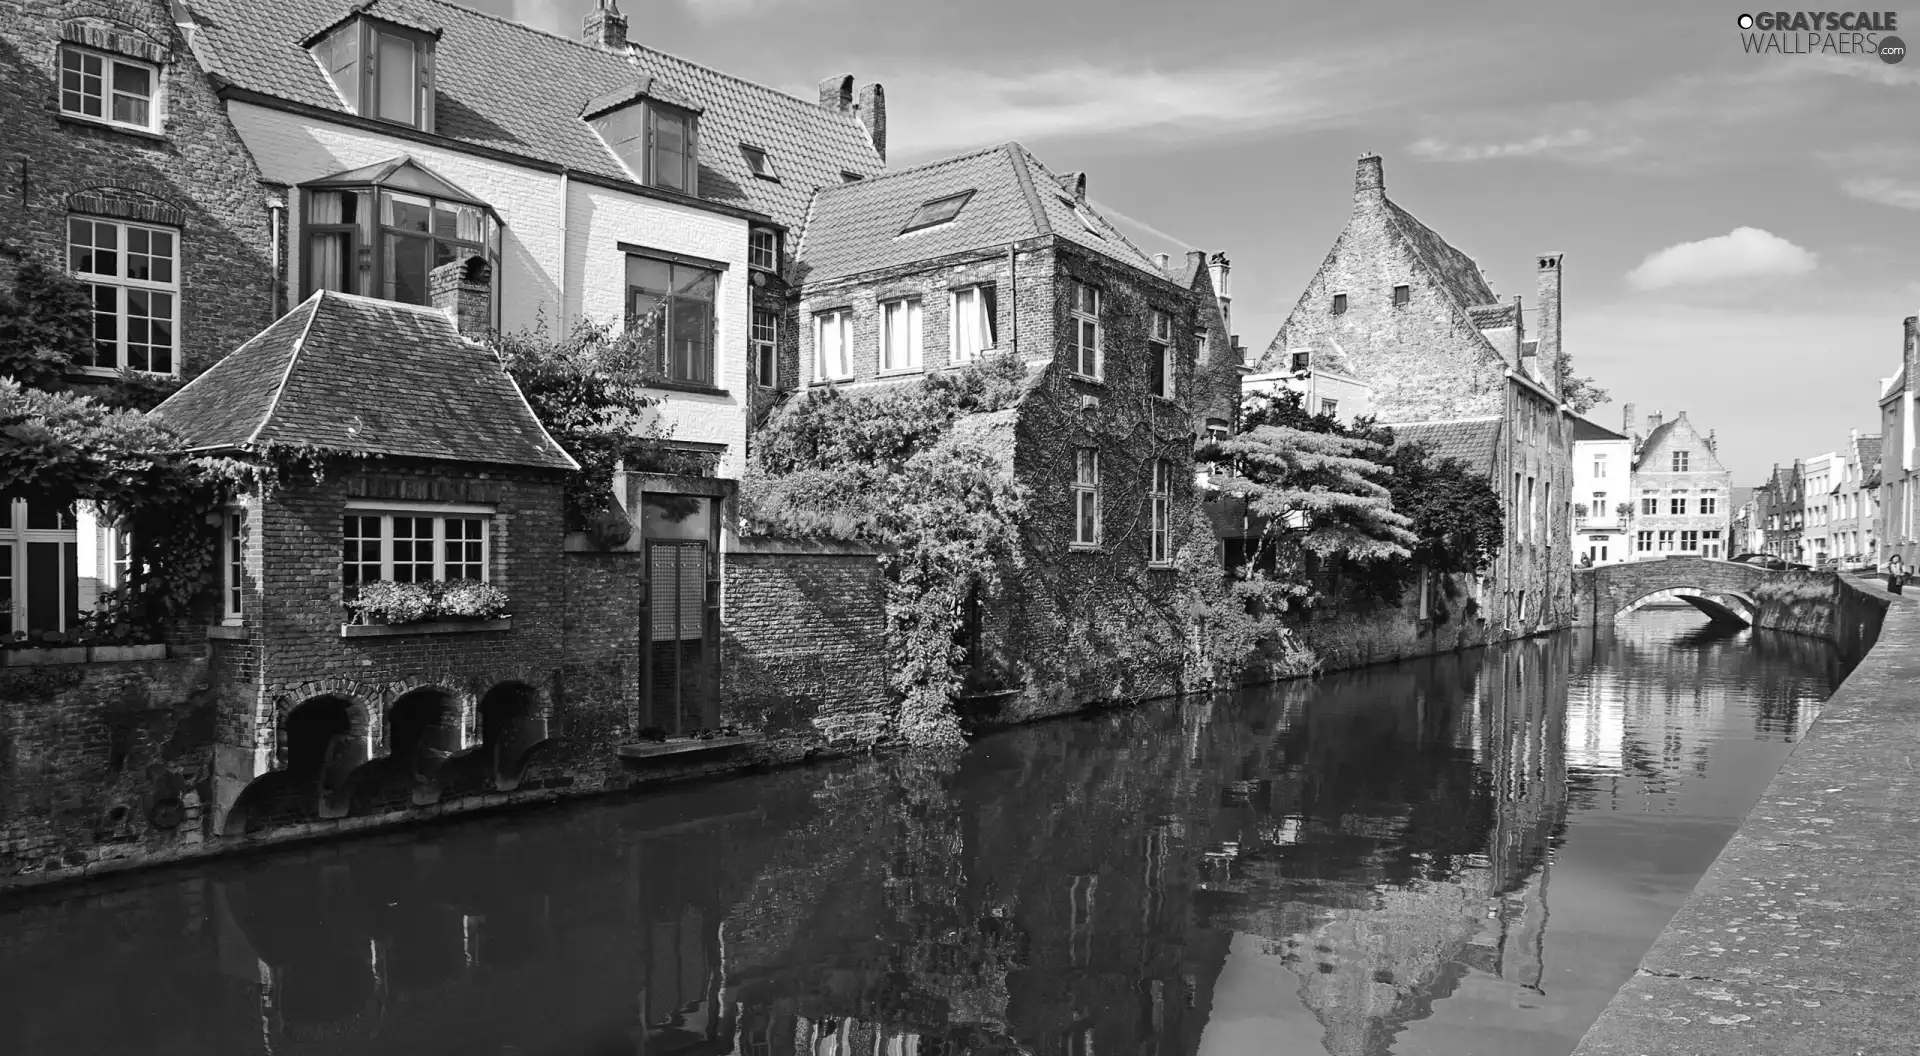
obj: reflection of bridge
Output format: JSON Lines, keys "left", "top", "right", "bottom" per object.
{"left": 1573, "top": 557, "right": 1777, "bottom": 627}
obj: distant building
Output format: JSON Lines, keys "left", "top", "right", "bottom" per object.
{"left": 1801, "top": 451, "right": 1839, "bottom": 564}
{"left": 1879, "top": 317, "right": 1917, "bottom": 569}
{"left": 1729, "top": 486, "right": 1759, "bottom": 554}
{"left": 1831, "top": 430, "right": 1881, "bottom": 564}
{"left": 1570, "top": 417, "right": 1631, "bottom": 566}
{"left": 1242, "top": 353, "right": 1373, "bottom": 426}
{"left": 1624, "top": 409, "right": 1732, "bottom": 560}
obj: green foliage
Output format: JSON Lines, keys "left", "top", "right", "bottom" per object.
{"left": 0, "top": 240, "right": 91, "bottom": 389}
{"left": 495, "top": 317, "right": 710, "bottom": 529}
{"left": 1379, "top": 440, "right": 1505, "bottom": 577}
{"left": 1554, "top": 355, "right": 1609, "bottom": 415}
{"left": 344, "top": 579, "right": 510, "bottom": 624}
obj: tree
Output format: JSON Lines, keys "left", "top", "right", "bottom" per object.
{"left": 0, "top": 240, "right": 90, "bottom": 389}
{"left": 1554, "top": 354, "right": 1608, "bottom": 414}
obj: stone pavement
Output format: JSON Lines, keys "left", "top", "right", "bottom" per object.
{"left": 1571, "top": 582, "right": 1919, "bottom": 1056}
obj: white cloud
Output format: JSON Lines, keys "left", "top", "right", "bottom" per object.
{"left": 1409, "top": 129, "right": 1597, "bottom": 163}
{"left": 1625, "top": 228, "right": 1817, "bottom": 291}
{"left": 1842, "top": 176, "right": 1920, "bottom": 209}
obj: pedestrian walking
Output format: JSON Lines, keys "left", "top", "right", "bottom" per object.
{"left": 1889, "top": 554, "right": 1906, "bottom": 595}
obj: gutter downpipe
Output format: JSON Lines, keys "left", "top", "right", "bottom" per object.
{"left": 266, "top": 195, "right": 285, "bottom": 319}
{"left": 1007, "top": 242, "right": 1017, "bottom": 357}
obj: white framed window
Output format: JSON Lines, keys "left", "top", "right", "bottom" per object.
{"left": 341, "top": 507, "right": 491, "bottom": 596}
{"left": 1320, "top": 397, "right": 1339, "bottom": 417}
{"left": 1636, "top": 530, "right": 1652, "bottom": 552}
{"left": 223, "top": 509, "right": 247, "bottom": 623}
{"left": 1149, "top": 310, "right": 1174, "bottom": 398}
{"left": 1672, "top": 450, "right": 1690, "bottom": 472}
{"left": 751, "top": 309, "right": 778, "bottom": 388}
{"left": 1071, "top": 449, "right": 1100, "bottom": 548}
{"left": 813, "top": 308, "right": 853, "bottom": 382}
{"left": 1070, "top": 280, "right": 1101, "bottom": 378}
{"left": 69, "top": 217, "right": 178, "bottom": 375}
{"left": 1593, "top": 454, "right": 1607, "bottom": 477}
{"left": 949, "top": 285, "right": 996, "bottom": 363}
{"left": 1680, "top": 530, "right": 1699, "bottom": 552}
{"left": 1670, "top": 497, "right": 1687, "bottom": 516}
{"left": 880, "top": 297, "right": 923, "bottom": 372}
{"left": 748, "top": 227, "right": 778, "bottom": 271}
{"left": 59, "top": 45, "right": 159, "bottom": 132}
{"left": 1658, "top": 530, "right": 1675, "bottom": 551}
{"left": 1699, "top": 494, "right": 1718, "bottom": 515}
{"left": 1149, "top": 459, "right": 1173, "bottom": 566}
{"left": 1641, "top": 495, "right": 1659, "bottom": 516}
{"left": 2, "top": 500, "right": 80, "bottom": 635}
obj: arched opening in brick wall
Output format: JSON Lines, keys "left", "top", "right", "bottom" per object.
{"left": 223, "top": 695, "right": 368, "bottom": 834}
{"left": 386, "top": 688, "right": 463, "bottom": 781}
{"left": 478, "top": 681, "right": 548, "bottom": 790}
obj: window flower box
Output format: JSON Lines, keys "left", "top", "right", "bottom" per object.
{"left": 345, "top": 579, "right": 509, "bottom": 626}
{"left": 341, "top": 618, "right": 513, "bottom": 638}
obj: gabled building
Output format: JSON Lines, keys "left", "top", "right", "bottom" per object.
{"left": 1879, "top": 316, "right": 1917, "bottom": 569}
{"left": 1832, "top": 431, "right": 1881, "bottom": 564}
{"left": 1800, "top": 450, "right": 1839, "bottom": 564}
{"left": 788, "top": 143, "right": 1220, "bottom": 713}
{"left": 1570, "top": 417, "right": 1631, "bottom": 566}
{"left": 172, "top": 0, "right": 889, "bottom": 477}
{"left": 1258, "top": 154, "right": 1575, "bottom": 637}
{"left": 1624, "top": 410, "right": 1732, "bottom": 560}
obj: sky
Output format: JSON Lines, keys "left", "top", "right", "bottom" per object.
{"left": 481, "top": 0, "right": 1915, "bottom": 483}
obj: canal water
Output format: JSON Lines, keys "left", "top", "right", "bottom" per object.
{"left": 0, "top": 609, "right": 1851, "bottom": 1056}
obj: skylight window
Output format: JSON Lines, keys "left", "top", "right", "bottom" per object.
{"left": 741, "top": 144, "right": 779, "bottom": 181}
{"left": 902, "top": 191, "right": 975, "bottom": 233}
{"left": 1060, "top": 196, "right": 1104, "bottom": 238}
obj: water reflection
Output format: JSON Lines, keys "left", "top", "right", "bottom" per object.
{"left": 0, "top": 610, "right": 1843, "bottom": 1056}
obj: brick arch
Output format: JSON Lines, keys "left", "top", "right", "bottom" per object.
{"left": 1573, "top": 556, "right": 1778, "bottom": 627}
{"left": 269, "top": 680, "right": 379, "bottom": 771}
{"left": 1617, "top": 587, "right": 1757, "bottom": 627}
{"left": 375, "top": 679, "right": 475, "bottom": 756}
{"left": 67, "top": 183, "right": 189, "bottom": 228}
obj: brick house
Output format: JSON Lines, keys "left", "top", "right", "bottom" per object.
{"left": 1, "top": 0, "right": 280, "bottom": 636}
{"left": 151, "top": 259, "right": 581, "bottom": 831}
{"left": 788, "top": 142, "right": 1228, "bottom": 715}
{"left": 1878, "top": 317, "right": 1916, "bottom": 569}
{"left": 169, "top": 0, "right": 888, "bottom": 478}
{"left": 1622, "top": 410, "right": 1732, "bottom": 561}
{"left": 1257, "top": 154, "right": 1574, "bottom": 637}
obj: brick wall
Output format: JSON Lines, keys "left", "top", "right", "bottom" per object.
{"left": 720, "top": 538, "right": 891, "bottom": 746}
{"left": 0, "top": 0, "right": 276, "bottom": 380}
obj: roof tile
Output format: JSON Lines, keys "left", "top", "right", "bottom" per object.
{"left": 1385, "top": 417, "right": 1503, "bottom": 473}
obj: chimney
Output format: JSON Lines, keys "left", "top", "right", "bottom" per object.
{"left": 582, "top": 0, "right": 627, "bottom": 50}
{"left": 1707, "top": 429, "right": 1717, "bottom": 453}
{"left": 431, "top": 255, "right": 492, "bottom": 339}
{"left": 1055, "top": 171, "right": 1086, "bottom": 202}
{"left": 1648, "top": 410, "right": 1664, "bottom": 432}
{"left": 818, "top": 74, "right": 853, "bottom": 112}
{"left": 1152, "top": 252, "right": 1171, "bottom": 272}
{"left": 1355, "top": 153, "right": 1384, "bottom": 201}
{"left": 855, "top": 82, "right": 885, "bottom": 162}
{"left": 1622, "top": 402, "right": 1636, "bottom": 435}
{"left": 1536, "top": 253, "right": 1563, "bottom": 396}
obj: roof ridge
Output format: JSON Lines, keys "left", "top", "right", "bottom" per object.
{"left": 247, "top": 291, "right": 329, "bottom": 447}
{"left": 156, "top": 296, "right": 318, "bottom": 420}
{"left": 1001, "top": 143, "right": 1051, "bottom": 239}
{"left": 1381, "top": 414, "right": 1503, "bottom": 427}
{"left": 1013, "top": 144, "right": 1174, "bottom": 280}
{"left": 815, "top": 142, "right": 1012, "bottom": 195}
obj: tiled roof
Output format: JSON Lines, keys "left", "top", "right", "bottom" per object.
{"left": 1384, "top": 200, "right": 1498, "bottom": 309}
{"left": 1569, "top": 416, "right": 1626, "bottom": 442}
{"left": 184, "top": 0, "right": 884, "bottom": 230}
{"left": 1468, "top": 303, "right": 1515, "bottom": 328}
{"left": 1857, "top": 433, "right": 1883, "bottom": 473}
{"left": 794, "top": 143, "right": 1164, "bottom": 285}
{"left": 154, "top": 291, "right": 578, "bottom": 471}
{"left": 1384, "top": 416, "right": 1502, "bottom": 473}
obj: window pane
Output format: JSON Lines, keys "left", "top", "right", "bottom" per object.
{"left": 668, "top": 296, "right": 711, "bottom": 384}
{"left": 445, "top": 518, "right": 484, "bottom": 580}
{"left": 322, "top": 23, "right": 360, "bottom": 110}
{"left": 342, "top": 515, "right": 382, "bottom": 589}
{"left": 391, "top": 516, "right": 434, "bottom": 582}
{"left": 627, "top": 256, "right": 673, "bottom": 293}
{"left": 376, "top": 33, "right": 416, "bottom": 123}
{"left": 308, "top": 231, "right": 352, "bottom": 293}
{"left": 382, "top": 191, "right": 431, "bottom": 233}
{"left": 651, "top": 109, "right": 687, "bottom": 192}
{"left": 88, "top": 284, "right": 118, "bottom": 369}
{"left": 672, "top": 264, "right": 716, "bottom": 301}
{"left": 384, "top": 233, "right": 431, "bottom": 304}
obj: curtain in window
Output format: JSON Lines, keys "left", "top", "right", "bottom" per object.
{"left": 817, "top": 312, "right": 851, "bottom": 380}
{"left": 951, "top": 287, "right": 995, "bottom": 362}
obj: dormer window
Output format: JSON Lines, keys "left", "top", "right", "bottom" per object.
{"left": 307, "top": 17, "right": 438, "bottom": 132}
{"left": 902, "top": 191, "right": 974, "bottom": 233}
{"left": 59, "top": 45, "right": 159, "bottom": 132}
{"left": 741, "top": 144, "right": 779, "bottom": 181}
{"left": 584, "top": 81, "right": 702, "bottom": 196}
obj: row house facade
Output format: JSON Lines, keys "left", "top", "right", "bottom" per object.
{"left": 1622, "top": 409, "right": 1732, "bottom": 561}
{"left": 1754, "top": 461, "right": 1805, "bottom": 562}
{"left": 1258, "top": 154, "right": 1575, "bottom": 636}
{"left": 1830, "top": 430, "right": 1882, "bottom": 564}
{"left": 1801, "top": 450, "right": 1839, "bottom": 563}
{"left": 1570, "top": 416, "right": 1631, "bottom": 566}
{"left": 1879, "top": 316, "right": 1917, "bottom": 568}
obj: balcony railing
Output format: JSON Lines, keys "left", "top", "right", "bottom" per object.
{"left": 1576, "top": 514, "right": 1626, "bottom": 530}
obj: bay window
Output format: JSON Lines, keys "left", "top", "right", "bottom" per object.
{"left": 300, "top": 158, "right": 501, "bottom": 318}
{"left": 69, "top": 217, "right": 178, "bottom": 374}
{"left": 59, "top": 46, "right": 159, "bottom": 132}
{"left": 814, "top": 308, "right": 853, "bottom": 382}
{"left": 627, "top": 254, "right": 718, "bottom": 386}
{"left": 881, "top": 297, "right": 923, "bottom": 372}
{"left": 341, "top": 506, "right": 490, "bottom": 599}
{"left": 950, "top": 285, "right": 996, "bottom": 363}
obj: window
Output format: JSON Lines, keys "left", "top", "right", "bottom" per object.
{"left": 1700, "top": 495, "right": 1718, "bottom": 515}
{"left": 59, "top": 46, "right": 158, "bottom": 132}
{"left": 1062, "top": 197, "right": 1105, "bottom": 238}
{"left": 1320, "top": 398, "right": 1339, "bottom": 418}
{"left": 813, "top": 308, "right": 853, "bottom": 382}
{"left": 341, "top": 508, "right": 490, "bottom": 597}
{"left": 1704, "top": 529, "right": 1724, "bottom": 558}
{"left": 1670, "top": 497, "right": 1687, "bottom": 516}
{"left": 1658, "top": 530, "right": 1675, "bottom": 551}
{"left": 1672, "top": 450, "right": 1690, "bottom": 472}
{"left": 751, "top": 309, "right": 778, "bottom": 388}
{"left": 628, "top": 255, "right": 719, "bottom": 386}
{"left": 1391, "top": 284, "right": 1410, "bottom": 307}
{"left": 1681, "top": 530, "right": 1699, "bottom": 552}
{"left": 881, "top": 297, "right": 923, "bottom": 372}
{"left": 1641, "top": 496, "right": 1659, "bottom": 516}
{"left": 223, "top": 510, "right": 247, "bottom": 622}
{"left": 587, "top": 99, "right": 700, "bottom": 195}
{"left": 1330, "top": 293, "right": 1348, "bottom": 315}
{"left": 301, "top": 159, "right": 502, "bottom": 309}
{"left": 1149, "top": 459, "right": 1173, "bottom": 566}
{"left": 1072, "top": 449, "right": 1100, "bottom": 547}
{"left": 949, "top": 285, "right": 997, "bottom": 363}
{"left": 69, "top": 217, "right": 178, "bottom": 374}
{"left": 1290, "top": 349, "right": 1311, "bottom": 372}
{"left": 1070, "top": 280, "right": 1101, "bottom": 378}
{"left": 1637, "top": 530, "right": 1652, "bottom": 552}
{"left": 310, "top": 19, "right": 436, "bottom": 131}
{"left": 748, "top": 228, "right": 778, "bottom": 272}
{"left": 3, "top": 500, "right": 80, "bottom": 634}
{"left": 1149, "top": 310, "right": 1174, "bottom": 398}
{"left": 1593, "top": 454, "right": 1607, "bottom": 477}
{"left": 903, "top": 191, "right": 974, "bottom": 233}
{"left": 740, "top": 144, "right": 778, "bottom": 181}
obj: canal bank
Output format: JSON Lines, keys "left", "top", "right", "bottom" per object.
{"left": 1572, "top": 575, "right": 1914, "bottom": 1056}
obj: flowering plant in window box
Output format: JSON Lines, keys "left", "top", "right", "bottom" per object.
{"left": 346, "top": 580, "right": 438, "bottom": 625}
{"left": 433, "top": 579, "right": 510, "bottom": 621}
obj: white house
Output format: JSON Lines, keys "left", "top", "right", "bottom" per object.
{"left": 1570, "top": 417, "right": 1631, "bottom": 566}
{"left": 1244, "top": 350, "right": 1373, "bottom": 425}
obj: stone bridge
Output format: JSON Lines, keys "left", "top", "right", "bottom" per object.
{"left": 1572, "top": 556, "right": 1777, "bottom": 627}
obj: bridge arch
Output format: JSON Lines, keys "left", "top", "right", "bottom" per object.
{"left": 1616, "top": 587, "right": 1757, "bottom": 627}
{"left": 1574, "top": 556, "right": 1788, "bottom": 627}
